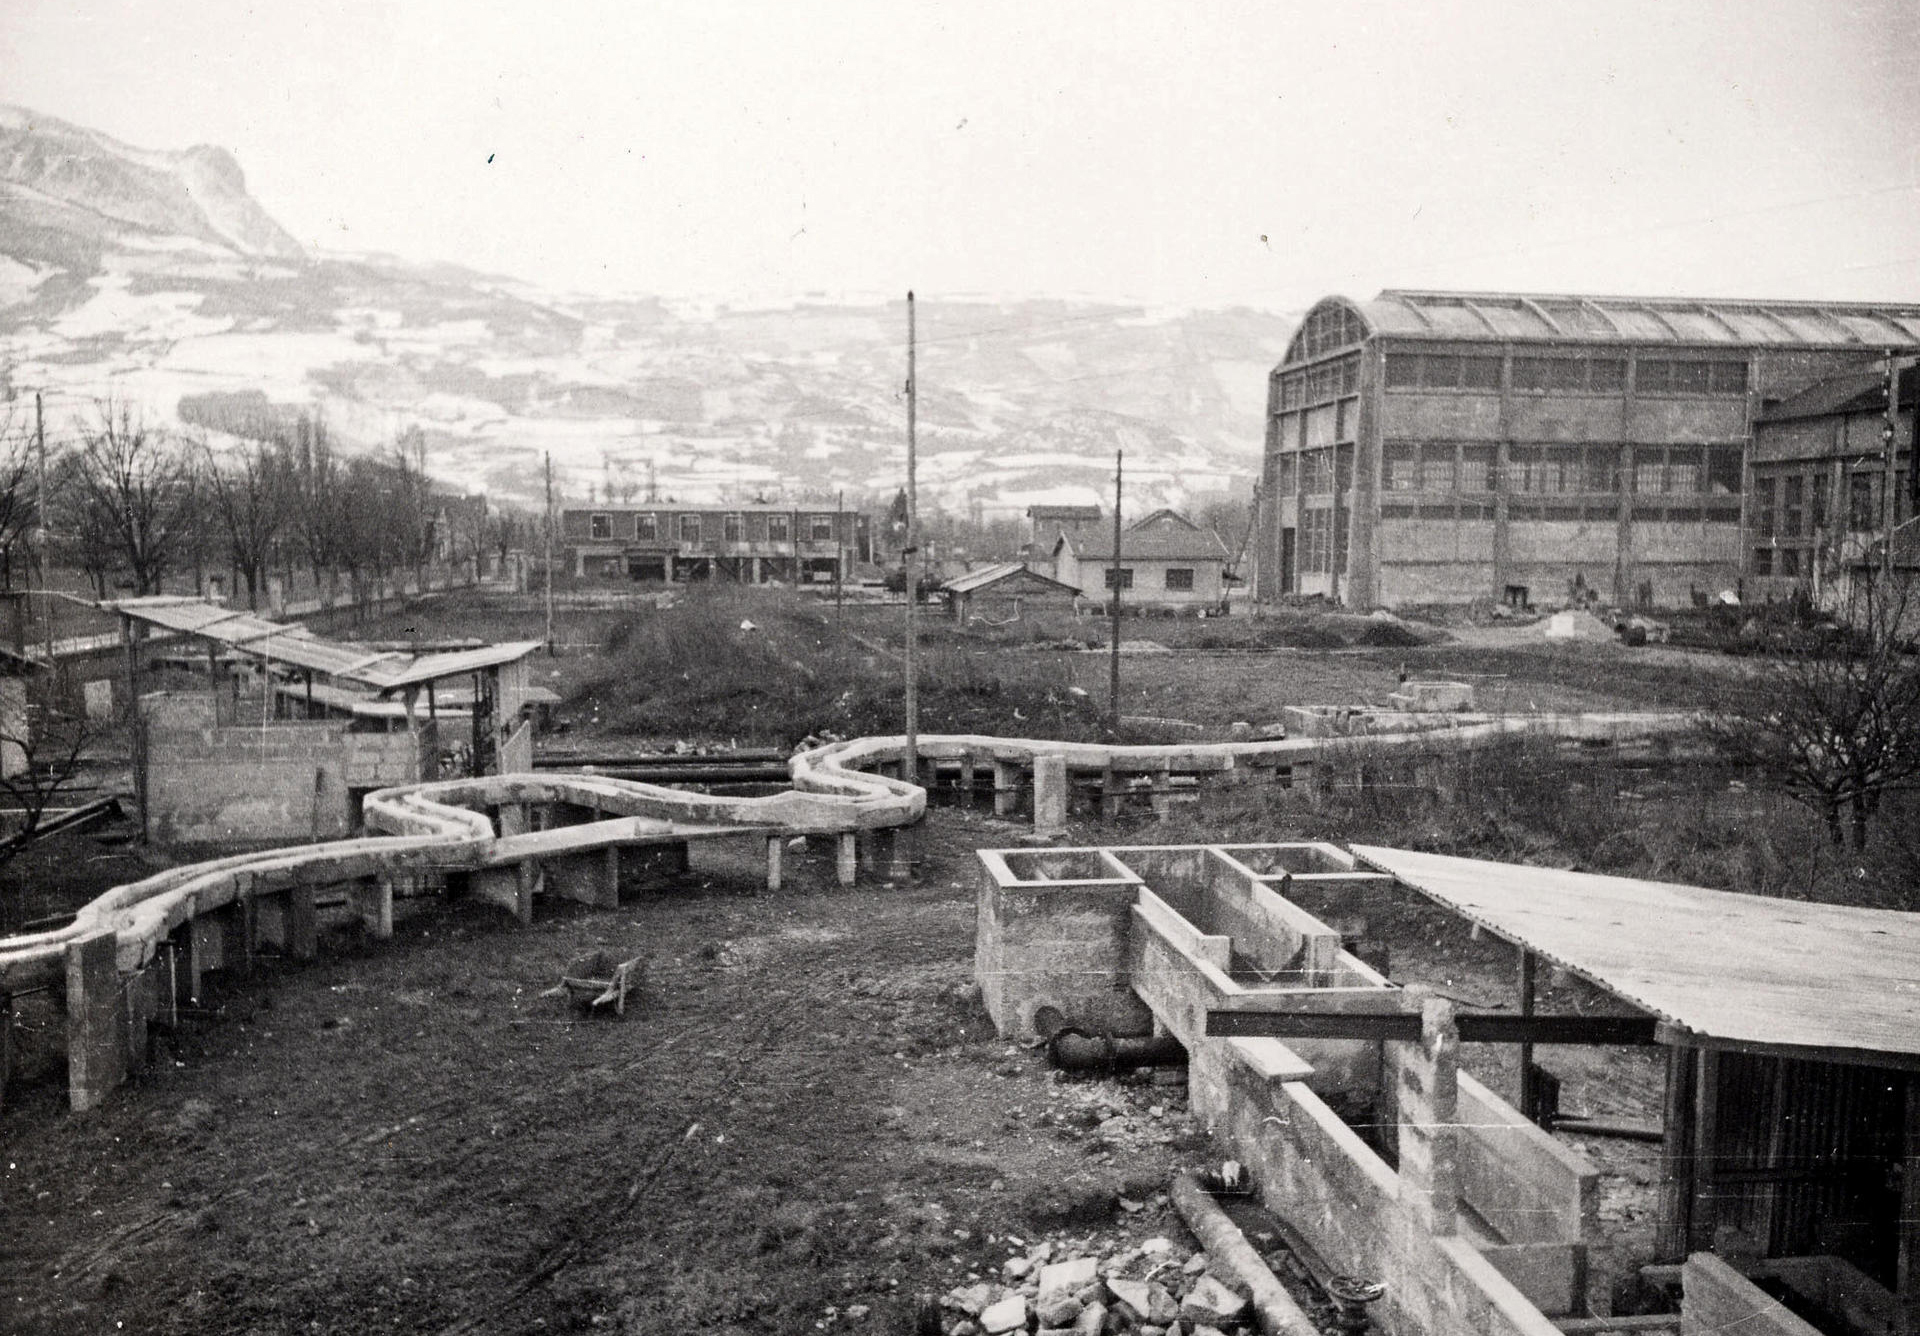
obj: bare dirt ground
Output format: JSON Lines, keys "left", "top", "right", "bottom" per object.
{"left": 1, "top": 808, "right": 1221, "bottom": 1336}
{"left": 0, "top": 591, "right": 1794, "bottom": 1333}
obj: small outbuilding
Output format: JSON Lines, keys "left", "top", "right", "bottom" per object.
{"left": 1052, "top": 509, "right": 1232, "bottom": 610}
{"left": 940, "top": 561, "right": 1078, "bottom": 623}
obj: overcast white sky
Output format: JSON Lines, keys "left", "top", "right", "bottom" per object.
{"left": 3, "top": 0, "right": 1918, "bottom": 309}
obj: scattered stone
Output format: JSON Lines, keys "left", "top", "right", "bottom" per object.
{"left": 1107, "top": 1278, "right": 1152, "bottom": 1320}
{"left": 1035, "top": 1294, "right": 1082, "bottom": 1328}
{"left": 942, "top": 1282, "right": 997, "bottom": 1316}
{"left": 979, "top": 1294, "right": 1028, "bottom": 1334}
{"left": 1182, "top": 1252, "right": 1208, "bottom": 1275}
{"left": 845, "top": 1304, "right": 870, "bottom": 1320}
{"left": 1004, "top": 1257, "right": 1034, "bottom": 1281}
{"left": 1036, "top": 1258, "right": 1096, "bottom": 1303}
{"left": 1180, "top": 1275, "right": 1250, "bottom": 1327}
{"left": 1145, "top": 1284, "right": 1179, "bottom": 1324}
{"left": 1140, "top": 1237, "right": 1172, "bottom": 1256}
{"left": 1071, "top": 1301, "right": 1106, "bottom": 1335}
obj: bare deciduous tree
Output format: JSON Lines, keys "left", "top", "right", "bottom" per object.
{"left": 202, "top": 435, "right": 293, "bottom": 610}
{"left": 60, "top": 402, "right": 198, "bottom": 597}
{"left": 1712, "top": 577, "right": 1920, "bottom": 849}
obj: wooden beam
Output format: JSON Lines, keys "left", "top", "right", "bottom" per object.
{"left": 1689, "top": 1048, "right": 1721, "bottom": 1254}
{"left": 1519, "top": 946, "right": 1539, "bottom": 1120}
{"left": 1205, "top": 1008, "right": 1659, "bottom": 1045}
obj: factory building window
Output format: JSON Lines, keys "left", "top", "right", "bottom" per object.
{"left": 1783, "top": 476, "right": 1804, "bottom": 537}
{"left": 1422, "top": 443, "right": 1456, "bottom": 491}
{"left": 1275, "top": 454, "right": 1298, "bottom": 494}
{"left": 1706, "top": 446, "right": 1743, "bottom": 495}
{"left": 635, "top": 512, "right": 658, "bottom": 540}
{"left": 1384, "top": 443, "right": 1420, "bottom": 491}
{"left": 1754, "top": 477, "right": 1776, "bottom": 537}
{"left": 768, "top": 513, "right": 790, "bottom": 543}
{"left": 723, "top": 512, "right": 743, "bottom": 542}
{"left": 589, "top": 513, "right": 612, "bottom": 540}
{"left": 810, "top": 514, "right": 836, "bottom": 541}
{"left": 1512, "top": 356, "right": 1628, "bottom": 393}
{"left": 1752, "top": 547, "right": 1773, "bottom": 576}
{"left": 1811, "top": 473, "right": 1829, "bottom": 531}
{"left": 680, "top": 514, "right": 702, "bottom": 542}
{"left": 1849, "top": 473, "right": 1878, "bottom": 531}
{"left": 1301, "top": 449, "right": 1335, "bottom": 495}
{"left": 1103, "top": 567, "right": 1135, "bottom": 590}
{"left": 1637, "top": 359, "right": 1747, "bottom": 395}
{"left": 1164, "top": 568, "right": 1195, "bottom": 591}
{"left": 1459, "top": 445, "right": 1496, "bottom": 492}
{"left": 1302, "top": 507, "right": 1335, "bottom": 573}
{"left": 1385, "top": 353, "right": 1503, "bottom": 390}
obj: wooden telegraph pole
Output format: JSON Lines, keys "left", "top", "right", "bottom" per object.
{"left": 1108, "top": 447, "right": 1123, "bottom": 736}
{"left": 904, "top": 292, "right": 919, "bottom": 782}
{"left": 1884, "top": 350, "right": 1901, "bottom": 586}
{"left": 543, "top": 451, "right": 556, "bottom": 655}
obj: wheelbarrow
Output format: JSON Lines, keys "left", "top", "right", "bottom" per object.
{"left": 540, "top": 949, "right": 646, "bottom": 1016}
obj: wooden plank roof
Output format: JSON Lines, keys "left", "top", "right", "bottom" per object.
{"left": 1351, "top": 845, "right": 1920, "bottom": 1068}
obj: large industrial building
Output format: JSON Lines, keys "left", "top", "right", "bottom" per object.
{"left": 1255, "top": 291, "right": 1920, "bottom": 609}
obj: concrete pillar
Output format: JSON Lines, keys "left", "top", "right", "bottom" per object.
{"left": 835, "top": 831, "right": 858, "bottom": 886}
{"left": 881, "top": 827, "right": 914, "bottom": 883}
{"left": 221, "top": 897, "right": 255, "bottom": 979}
{"left": 497, "top": 802, "right": 528, "bottom": 837}
{"left": 958, "top": 756, "right": 977, "bottom": 807}
{"left": 1148, "top": 765, "right": 1174, "bottom": 818}
{"left": 765, "top": 835, "right": 783, "bottom": 891}
{"left": 1393, "top": 995, "right": 1461, "bottom": 1237}
{"left": 186, "top": 913, "right": 224, "bottom": 1001}
{"left": 548, "top": 848, "right": 619, "bottom": 909}
{"left": 1033, "top": 754, "right": 1069, "bottom": 835}
{"left": 1099, "top": 765, "right": 1124, "bottom": 820}
{"left": 361, "top": 876, "right": 396, "bottom": 938}
{"left": 471, "top": 861, "right": 537, "bottom": 925}
{"left": 66, "top": 929, "right": 126, "bottom": 1113}
{"left": 993, "top": 760, "right": 1021, "bottom": 817}
{"left": 254, "top": 887, "right": 315, "bottom": 958}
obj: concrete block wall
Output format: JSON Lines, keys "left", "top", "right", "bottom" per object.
{"left": 345, "top": 729, "right": 430, "bottom": 791}
{"left": 1680, "top": 1254, "right": 1822, "bottom": 1336}
{"left": 974, "top": 848, "right": 1151, "bottom": 1039}
{"left": 145, "top": 692, "right": 358, "bottom": 846}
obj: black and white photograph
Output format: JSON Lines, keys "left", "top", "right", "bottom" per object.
{"left": 1, "top": 2, "right": 1918, "bottom": 1333}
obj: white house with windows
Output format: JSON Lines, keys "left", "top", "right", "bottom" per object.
{"left": 1051, "top": 509, "right": 1231, "bottom": 610}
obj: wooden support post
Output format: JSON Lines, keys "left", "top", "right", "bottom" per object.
{"left": 1688, "top": 1048, "right": 1720, "bottom": 1254}
{"left": 765, "top": 835, "right": 783, "bottom": 892}
{"left": 1033, "top": 754, "right": 1069, "bottom": 835}
{"left": 66, "top": 929, "right": 126, "bottom": 1112}
{"left": 1518, "top": 947, "right": 1538, "bottom": 1121}
{"left": 1898, "top": 1072, "right": 1920, "bottom": 1336}
{"left": 836, "top": 831, "right": 858, "bottom": 886}
{"left": 1653, "top": 1044, "right": 1694, "bottom": 1260}
{"left": 187, "top": 913, "right": 223, "bottom": 1001}
{"left": 0, "top": 992, "right": 11, "bottom": 1115}
{"left": 993, "top": 760, "right": 1021, "bottom": 817}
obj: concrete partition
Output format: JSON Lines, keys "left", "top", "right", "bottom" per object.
{"left": 976, "top": 840, "right": 1605, "bottom": 1334}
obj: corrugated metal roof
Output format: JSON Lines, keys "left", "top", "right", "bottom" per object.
{"left": 1325, "top": 290, "right": 1920, "bottom": 352}
{"left": 1354, "top": 845, "right": 1920, "bottom": 1066}
{"left": 106, "top": 599, "right": 540, "bottom": 691}
{"left": 942, "top": 561, "right": 1075, "bottom": 595}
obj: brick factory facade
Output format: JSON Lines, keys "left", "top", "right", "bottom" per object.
{"left": 561, "top": 503, "right": 871, "bottom": 584}
{"left": 1256, "top": 291, "right": 1920, "bottom": 609}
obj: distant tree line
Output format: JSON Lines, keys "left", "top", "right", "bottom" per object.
{"left": 0, "top": 399, "right": 533, "bottom": 612}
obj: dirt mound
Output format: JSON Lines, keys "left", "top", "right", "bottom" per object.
{"left": 1350, "top": 619, "right": 1424, "bottom": 648}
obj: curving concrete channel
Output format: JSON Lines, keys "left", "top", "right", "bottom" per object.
{"left": 0, "top": 712, "right": 1698, "bottom": 1112}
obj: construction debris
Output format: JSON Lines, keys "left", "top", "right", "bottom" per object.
{"left": 539, "top": 949, "right": 645, "bottom": 1015}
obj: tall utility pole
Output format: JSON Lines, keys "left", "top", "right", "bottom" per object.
{"left": 834, "top": 488, "right": 845, "bottom": 622}
{"left": 35, "top": 391, "right": 50, "bottom": 667}
{"left": 1884, "top": 350, "right": 1902, "bottom": 585}
{"left": 1108, "top": 447, "right": 1123, "bottom": 736}
{"left": 543, "top": 451, "right": 556, "bottom": 655}
{"left": 904, "top": 292, "right": 919, "bottom": 780}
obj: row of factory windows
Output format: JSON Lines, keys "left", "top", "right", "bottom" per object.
{"left": 1376, "top": 501, "right": 1740, "bottom": 523}
{"left": 587, "top": 511, "right": 843, "bottom": 543}
{"left": 1750, "top": 467, "right": 1912, "bottom": 541}
{"left": 1274, "top": 355, "right": 1362, "bottom": 410}
{"left": 1382, "top": 351, "right": 1749, "bottom": 395}
{"left": 1275, "top": 442, "right": 1744, "bottom": 497}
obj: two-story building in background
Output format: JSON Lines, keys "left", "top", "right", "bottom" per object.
{"left": 1257, "top": 290, "right": 1920, "bottom": 610}
{"left": 561, "top": 503, "right": 871, "bottom": 584}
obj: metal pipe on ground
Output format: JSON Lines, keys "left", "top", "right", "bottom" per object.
{"left": 1045, "top": 1028, "right": 1186, "bottom": 1074}
{"left": 1168, "top": 1172, "right": 1319, "bottom": 1336}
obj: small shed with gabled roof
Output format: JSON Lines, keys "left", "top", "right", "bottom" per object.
{"left": 940, "top": 561, "right": 1078, "bottom": 623}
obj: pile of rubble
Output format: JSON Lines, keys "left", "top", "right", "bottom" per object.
{"left": 934, "top": 1236, "right": 1260, "bottom": 1336}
